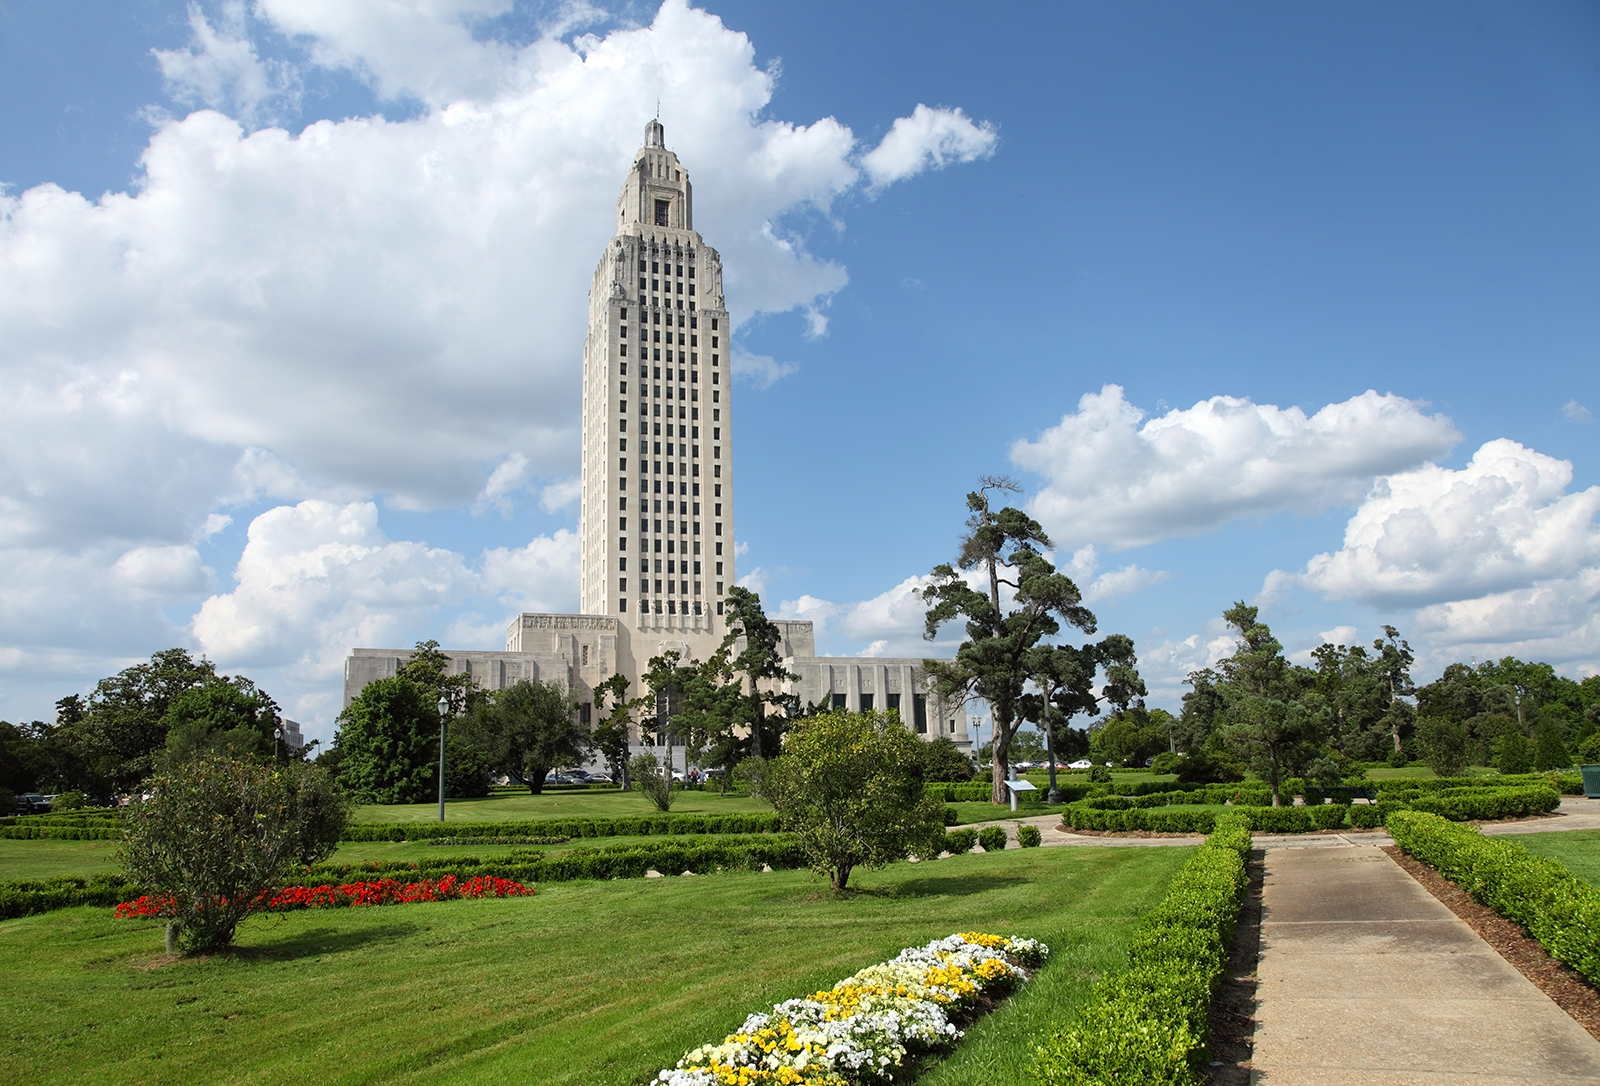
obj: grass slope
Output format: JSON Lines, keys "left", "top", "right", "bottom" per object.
{"left": 0, "top": 846, "right": 1187, "bottom": 1086}
{"left": 1505, "top": 828, "right": 1600, "bottom": 889}
{"left": 0, "top": 838, "right": 123, "bottom": 879}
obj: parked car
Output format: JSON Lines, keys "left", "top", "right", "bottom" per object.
{"left": 586, "top": 773, "right": 613, "bottom": 784}
{"left": 1067, "top": 759, "right": 1092, "bottom": 770}
{"left": 15, "top": 793, "right": 51, "bottom": 813}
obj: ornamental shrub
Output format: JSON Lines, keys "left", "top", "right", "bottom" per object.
{"left": 121, "top": 754, "right": 349, "bottom": 953}
{"left": 1033, "top": 813, "right": 1250, "bottom": 1086}
{"left": 943, "top": 828, "right": 979, "bottom": 855}
{"left": 766, "top": 710, "right": 945, "bottom": 890}
{"left": 1349, "top": 804, "right": 1385, "bottom": 829}
{"left": 978, "top": 827, "right": 1008, "bottom": 853}
{"left": 1388, "top": 811, "right": 1600, "bottom": 986}
{"left": 1017, "top": 825, "right": 1043, "bottom": 848}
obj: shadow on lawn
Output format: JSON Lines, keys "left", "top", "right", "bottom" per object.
{"left": 874, "top": 874, "right": 1032, "bottom": 899}
{"left": 244, "top": 921, "right": 422, "bottom": 961}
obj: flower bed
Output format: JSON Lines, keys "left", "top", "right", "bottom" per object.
{"left": 114, "top": 875, "right": 532, "bottom": 918}
{"left": 657, "top": 931, "right": 1048, "bottom": 1085}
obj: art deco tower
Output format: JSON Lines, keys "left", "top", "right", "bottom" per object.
{"left": 578, "top": 120, "right": 734, "bottom": 659}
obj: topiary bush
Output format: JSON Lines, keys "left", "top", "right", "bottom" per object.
{"left": 1017, "top": 824, "right": 1042, "bottom": 848}
{"left": 943, "top": 828, "right": 978, "bottom": 855}
{"left": 1033, "top": 813, "right": 1251, "bottom": 1085}
{"left": 978, "top": 826, "right": 1009, "bottom": 852}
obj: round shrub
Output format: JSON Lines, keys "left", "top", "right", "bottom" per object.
{"left": 977, "top": 826, "right": 1009, "bottom": 852}
{"left": 943, "top": 828, "right": 978, "bottom": 855}
{"left": 1017, "top": 825, "right": 1042, "bottom": 848}
{"left": 1349, "top": 804, "right": 1385, "bottom": 829}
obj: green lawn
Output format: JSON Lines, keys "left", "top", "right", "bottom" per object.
{"left": 1505, "top": 828, "right": 1600, "bottom": 888}
{"left": 0, "top": 837, "right": 123, "bottom": 879}
{"left": 1363, "top": 765, "right": 1500, "bottom": 780}
{"left": 0, "top": 833, "right": 791, "bottom": 881}
{"left": 0, "top": 845, "right": 1187, "bottom": 1086}
{"left": 353, "top": 788, "right": 771, "bottom": 823}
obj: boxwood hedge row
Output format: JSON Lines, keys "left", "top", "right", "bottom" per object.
{"left": 1388, "top": 810, "right": 1600, "bottom": 986}
{"left": 338, "top": 811, "right": 784, "bottom": 841}
{"left": 0, "top": 874, "right": 141, "bottom": 920}
{"left": 1033, "top": 813, "right": 1252, "bottom": 1086}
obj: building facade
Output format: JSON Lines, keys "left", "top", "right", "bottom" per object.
{"left": 342, "top": 121, "right": 967, "bottom": 753}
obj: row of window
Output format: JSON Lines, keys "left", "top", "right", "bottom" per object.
{"left": 611, "top": 500, "right": 724, "bottom": 521}
{"left": 619, "top": 599, "right": 724, "bottom": 616}
{"left": 641, "top": 260, "right": 695, "bottom": 278}
{"left": 617, "top": 416, "right": 720, "bottom": 437}
{"left": 615, "top": 376, "right": 716, "bottom": 397}
{"left": 641, "top": 278, "right": 696, "bottom": 296}
{"left": 620, "top": 327, "right": 708, "bottom": 347}
{"left": 618, "top": 557, "right": 723, "bottom": 575}
{"left": 616, "top": 434, "right": 708, "bottom": 452}
{"left": 618, "top": 578, "right": 710, "bottom": 596}
{"left": 620, "top": 308, "right": 715, "bottom": 330}
{"left": 614, "top": 516, "right": 723, "bottom": 542}
{"left": 616, "top": 394, "right": 720, "bottom": 418}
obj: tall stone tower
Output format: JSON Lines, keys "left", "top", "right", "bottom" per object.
{"left": 579, "top": 119, "right": 733, "bottom": 665}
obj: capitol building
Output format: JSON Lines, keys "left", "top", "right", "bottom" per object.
{"left": 343, "top": 121, "right": 969, "bottom": 751}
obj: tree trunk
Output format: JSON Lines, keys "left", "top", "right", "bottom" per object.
{"left": 990, "top": 717, "right": 1014, "bottom": 805}
{"left": 831, "top": 864, "right": 852, "bottom": 891}
{"left": 165, "top": 921, "right": 180, "bottom": 954}
{"left": 1269, "top": 755, "right": 1281, "bottom": 807}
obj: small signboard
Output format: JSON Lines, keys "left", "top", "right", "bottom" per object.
{"left": 1003, "top": 777, "right": 1036, "bottom": 811}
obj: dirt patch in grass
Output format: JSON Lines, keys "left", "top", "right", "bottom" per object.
{"left": 1384, "top": 845, "right": 1600, "bottom": 1043}
{"left": 1207, "top": 850, "right": 1264, "bottom": 1086}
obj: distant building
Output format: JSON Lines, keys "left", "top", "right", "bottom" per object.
{"left": 342, "top": 121, "right": 967, "bottom": 752}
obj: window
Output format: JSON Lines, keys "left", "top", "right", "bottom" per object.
{"left": 619, "top": 381, "right": 627, "bottom": 394}
{"left": 655, "top": 199, "right": 670, "bottom": 226}
{"left": 621, "top": 307, "right": 628, "bottom": 319}
{"left": 620, "top": 362, "right": 627, "bottom": 375}
{"left": 913, "top": 695, "right": 928, "bottom": 733}
{"left": 717, "top": 581, "right": 724, "bottom": 594}
{"left": 711, "top": 372, "right": 718, "bottom": 384}
{"left": 832, "top": 694, "right": 847, "bottom": 710}
{"left": 714, "top": 484, "right": 721, "bottom": 497}
{"left": 619, "top": 517, "right": 627, "bottom": 531}
{"left": 651, "top": 261, "right": 659, "bottom": 273}
{"left": 637, "top": 261, "right": 645, "bottom": 272}
{"left": 579, "top": 700, "right": 591, "bottom": 723}
{"left": 620, "top": 599, "right": 628, "bottom": 613}
{"left": 860, "top": 694, "right": 874, "bottom": 711}
{"left": 690, "top": 315, "right": 698, "bottom": 328}
{"left": 711, "top": 319, "right": 719, "bottom": 330}
{"left": 887, "top": 693, "right": 901, "bottom": 713}
{"left": 716, "top": 561, "right": 723, "bottom": 574}
{"left": 711, "top": 336, "right": 719, "bottom": 348}
{"left": 618, "top": 417, "right": 627, "bottom": 431}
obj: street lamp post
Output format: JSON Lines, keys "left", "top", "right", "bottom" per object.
{"left": 273, "top": 725, "right": 283, "bottom": 767}
{"left": 436, "top": 694, "right": 450, "bottom": 823}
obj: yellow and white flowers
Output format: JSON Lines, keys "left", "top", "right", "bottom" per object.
{"left": 656, "top": 933, "right": 1048, "bottom": 1086}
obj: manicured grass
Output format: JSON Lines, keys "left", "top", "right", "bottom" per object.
{"left": 1504, "top": 828, "right": 1600, "bottom": 889}
{"left": 354, "top": 788, "right": 770, "bottom": 823}
{"left": 0, "top": 837, "right": 123, "bottom": 879}
{"left": 0, "top": 845, "right": 1188, "bottom": 1086}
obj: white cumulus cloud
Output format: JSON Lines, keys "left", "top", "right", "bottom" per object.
{"left": 861, "top": 104, "right": 998, "bottom": 188}
{"left": 1299, "top": 439, "right": 1600, "bottom": 607}
{"left": 1012, "top": 385, "right": 1461, "bottom": 550}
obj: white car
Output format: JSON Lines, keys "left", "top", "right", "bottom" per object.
{"left": 1067, "top": 759, "right": 1092, "bottom": 770}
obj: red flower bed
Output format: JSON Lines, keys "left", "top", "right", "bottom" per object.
{"left": 114, "top": 875, "right": 532, "bottom": 918}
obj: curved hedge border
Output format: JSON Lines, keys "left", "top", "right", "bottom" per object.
{"left": 1033, "top": 813, "right": 1252, "bottom": 1086}
{"left": 340, "top": 811, "right": 783, "bottom": 842}
{"left": 1388, "top": 810, "right": 1600, "bottom": 986}
{"left": 0, "top": 874, "right": 140, "bottom": 920}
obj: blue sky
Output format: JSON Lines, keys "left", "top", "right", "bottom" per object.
{"left": 1, "top": 0, "right": 1597, "bottom": 742}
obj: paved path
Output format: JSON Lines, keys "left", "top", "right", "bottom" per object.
{"left": 971, "top": 795, "right": 1600, "bottom": 850}
{"left": 1250, "top": 844, "right": 1600, "bottom": 1084}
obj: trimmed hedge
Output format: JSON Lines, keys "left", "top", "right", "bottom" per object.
{"left": 1405, "top": 784, "right": 1559, "bottom": 822}
{"left": 0, "top": 874, "right": 141, "bottom": 920}
{"left": 978, "top": 827, "right": 1009, "bottom": 853}
{"left": 1018, "top": 825, "right": 1043, "bottom": 848}
{"left": 339, "top": 811, "right": 783, "bottom": 842}
{"left": 1033, "top": 813, "right": 1252, "bottom": 1085}
{"left": 1388, "top": 811, "right": 1600, "bottom": 986}
{"left": 1374, "top": 772, "right": 1580, "bottom": 798}
{"left": 304, "top": 836, "right": 809, "bottom": 885}
{"left": 0, "top": 824, "right": 122, "bottom": 840}
{"left": 1062, "top": 805, "right": 1220, "bottom": 834}
{"left": 943, "top": 828, "right": 979, "bottom": 855}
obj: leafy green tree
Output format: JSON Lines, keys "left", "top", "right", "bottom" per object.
{"left": 1534, "top": 722, "right": 1571, "bottom": 771}
{"left": 918, "top": 735, "right": 974, "bottom": 782}
{"left": 921, "top": 478, "right": 1098, "bottom": 803}
{"left": 478, "top": 679, "right": 587, "bottom": 794}
{"left": 121, "top": 753, "right": 349, "bottom": 953}
{"left": 629, "top": 752, "right": 676, "bottom": 811}
{"left": 1415, "top": 714, "right": 1469, "bottom": 778}
{"left": 60, "top": 649, "right": 219, "bottom": 792}
{"left": 1177, "top": 668, "right": 1226, "bottom": 753}
{"left": 647, "top": 587, "right": 799, "bottom": 778}
{"left": 590, "top": 673, "right": 641, "bottom": 788}
{"left": 1494, "top": 727, "right": 1532, "bottom": 774}
{"left": 160, "top": 676, "right": 281, "bottom": 766}
{"left": 1214, "top": 603, "right": 1325, "bottom": 806}
{"left": 331, "top": 676, "right": 438, "bottom": 803}
{"left": 765, "top": 710, "right": 944, "bottom": 890}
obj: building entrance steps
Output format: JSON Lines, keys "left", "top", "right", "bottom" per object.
{"left": 1251, "top": 844, "right": 1600, "bottom": 1085}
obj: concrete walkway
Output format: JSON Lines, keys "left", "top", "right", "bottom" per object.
{"left": 1250, "top": 844, "right": 1600, "bottom": 1085}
